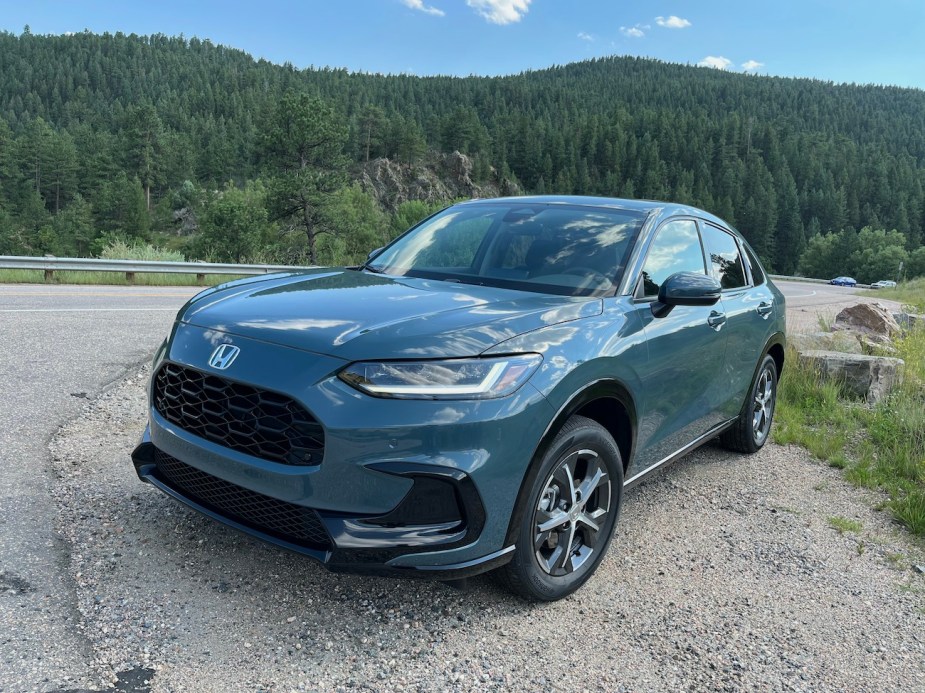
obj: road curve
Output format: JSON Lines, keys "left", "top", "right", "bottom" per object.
{"left": 774, "top": 280, "right": 902, "bottom": 333}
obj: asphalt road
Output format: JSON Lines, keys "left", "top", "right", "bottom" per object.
{"left": 773, "top": 280, "right": 900, "bottom": 333}
{"left": 0, "top": 285, "right": 199, "bottom": 692}
{"left": 0, "top": 279, "right": 902, "bottom": 691}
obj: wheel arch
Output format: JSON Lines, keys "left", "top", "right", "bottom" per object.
{"left": 766, "top": 336, "right": 785, "bottom": 377}
{"left": 736, "top": 331, "right": 785, "bottom": 418}
{"left": 503, "top": 379, "right": 637, "bottom": 546}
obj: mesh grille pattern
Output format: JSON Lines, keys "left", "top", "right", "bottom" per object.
{"left": 153, "top": 362, "right": 324, "bottom": 466}
{"left": 154, "top": 449, "right": 331, "bottom": 549}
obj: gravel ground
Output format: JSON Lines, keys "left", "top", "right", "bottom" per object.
{"left": 48, "top": 367, "right": 925, "bottom": 693}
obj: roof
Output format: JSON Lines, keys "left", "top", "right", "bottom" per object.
{"left": 460, "top": 195, "right": 734, "bottom": 231}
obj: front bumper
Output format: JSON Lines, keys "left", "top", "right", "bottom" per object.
{"left": 137, "top": 322, "right": 555, "bottom": 575}
{"left": 132, "top": 431, "right": 515, "bottom": 579}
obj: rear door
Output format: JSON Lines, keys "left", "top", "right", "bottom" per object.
{"left": 698, "top": 222, "right": 775, "bottom": 419}
{"left": 628, "top": 218, "right": 730, "bottom": 479}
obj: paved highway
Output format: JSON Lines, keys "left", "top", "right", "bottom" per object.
{"left": 0, "top": 279, "right": 897, "bottom": 691}
{"left": 773, "top": 280, "right": 899, "bottom": 333}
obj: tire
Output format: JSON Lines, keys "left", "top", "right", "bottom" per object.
{"left": 496, "top": 415, "right": 624, "bottom": 601}
{"left": 720, "top": 354, "right": 778, "bottom": 453}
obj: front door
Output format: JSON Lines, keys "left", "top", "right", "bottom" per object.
{"left": 628, "top": 219, "right": 729, "bottom": 480}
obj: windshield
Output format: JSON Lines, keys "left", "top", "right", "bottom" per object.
{"left": 366, "top": 203, "right": 646, "bottom": 297}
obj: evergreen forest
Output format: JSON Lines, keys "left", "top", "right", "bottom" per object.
{"left": 1, "top": 29, "right": 925, "bottom": 281}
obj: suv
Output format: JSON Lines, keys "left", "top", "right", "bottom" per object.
{"left": 132, "top": 196, "right": 785, "bottom": 600}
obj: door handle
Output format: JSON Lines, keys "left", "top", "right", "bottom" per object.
{"left": 757, "top": 301, "right": 773, "bottom": 317}
{"left": 707, "top": 310, "right": 727, "bottom": 330}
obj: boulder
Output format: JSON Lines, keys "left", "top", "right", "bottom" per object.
{"left": 790, "top": 331, "right": 864, "bottom": 355}
{"left": 856, "top": 335, "right": 898, "bottom": 356}
{"left": 798, "top": 350, "right": 904, "bottom": 405}
{"left": 892, "top": 312, "right": 924, "bottom": 330}
{"left": 833, "top": 303, "right": 901, "bottom": 340}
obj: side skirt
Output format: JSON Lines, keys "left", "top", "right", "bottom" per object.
{"left": 623, "top": 418, "right": 736, "bottom": 490}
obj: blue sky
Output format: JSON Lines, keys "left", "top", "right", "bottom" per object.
{"left": 4, "top": 1, "right": 925, "bottom": 89}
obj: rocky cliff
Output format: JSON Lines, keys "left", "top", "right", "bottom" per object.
{"left": 358, "top": 151, "right": 521, "bottom": 212}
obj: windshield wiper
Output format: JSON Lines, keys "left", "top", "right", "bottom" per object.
{"left": 362, "top": 264, "right": 385, "bottom": 274}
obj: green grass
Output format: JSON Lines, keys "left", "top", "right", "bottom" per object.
{"left": 775, "top": 323, "right": 925, "bottom": 539}
{"left": 828, "top": 516, "right": 864, "bottom": 534}
{"left": 876, "top": 277, "right": 925, "bottom": 311}
{"left": 0, "top": 268, "right": 242, "bottom": 286}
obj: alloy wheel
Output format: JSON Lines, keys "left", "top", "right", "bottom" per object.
{"left": 533, "top": 449, "right": 611, "bottom": 576}
{"left": 752, "top": 367, "right": 774, "bottom": 444}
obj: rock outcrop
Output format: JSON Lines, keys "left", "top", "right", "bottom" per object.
{"left": 358, "top": 152, "right": 521, "bottom": 212}
{"left": 792, "top": 302, "right": 910, "bottom": 403}
{"left": 798, "top": 351, "right": 905, "bottom": 404}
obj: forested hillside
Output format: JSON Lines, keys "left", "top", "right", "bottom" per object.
{"left": 1, "top": 29, "right": 924, "bottom": 278}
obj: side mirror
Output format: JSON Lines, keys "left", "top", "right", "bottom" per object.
{"left": 367, "top": 247, "right": 384, "bottom": 262}
{"left": 651, "top": 272, "right": 722, "bottom": 318}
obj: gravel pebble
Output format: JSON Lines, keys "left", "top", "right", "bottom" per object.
{"left": 47, "top": 366, "right": 925, "bottom": 692}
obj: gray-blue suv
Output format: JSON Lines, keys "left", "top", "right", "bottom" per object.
{"left": 132, "top": 196, "right": 785, "bottom": 600}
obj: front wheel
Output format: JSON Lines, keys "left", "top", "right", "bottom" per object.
{"left": 721, "top": 354, "right": 778, "bottom": 453}
{"left": 497, "top": 415, "right": 624, "bottom": 601}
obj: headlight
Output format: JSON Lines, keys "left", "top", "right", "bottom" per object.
{"left": 338, "top": 354, "right": 543, "bottom": 400}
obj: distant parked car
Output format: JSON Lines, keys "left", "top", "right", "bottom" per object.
{"left": 132, "top": 195, "right": 786, "bottom": 601}
{"left": 870, "top": 280, "right": 897, "bottom": 289}
{"left": 830, "top": 276, "right": 857, "bottom": 287}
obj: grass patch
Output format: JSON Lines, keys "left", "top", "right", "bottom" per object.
{"left": 775, "top": 323, "right": 925, "bottom": 540}
{"left": 828, "top": 516, "right": 863, "bottom": 534}
{"left": 0, "top": 268, "right": 243, "bottom": 286}
{"left": 876, "top": 277, "right": 925, "bottom": 311}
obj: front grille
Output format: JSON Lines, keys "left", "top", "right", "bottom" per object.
{"left": 153, "top": 449, "right": 331, "bottom": 550}
{"left": 153, "top": 362, "right": 324, "bottom": 466}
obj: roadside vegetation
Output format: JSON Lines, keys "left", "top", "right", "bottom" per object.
{"left": 775, "top": 292, "right": 925, "bottom": 537}
{"left": 0, "top": 240, "right": 241, "bottom": 286}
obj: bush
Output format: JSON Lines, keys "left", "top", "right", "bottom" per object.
{"left": 99, "top": 239, "right": 186, "bottom": 262}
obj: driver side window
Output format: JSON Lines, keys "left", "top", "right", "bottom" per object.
{"left": 638, "top": 220, "right": 707, "bottom": 298}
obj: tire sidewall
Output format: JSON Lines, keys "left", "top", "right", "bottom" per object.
{"left": 751, "top": 355, "right": 778, "bottom": 449}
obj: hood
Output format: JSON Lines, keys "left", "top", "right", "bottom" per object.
{"left": 179, "top": 269, "right": 603, "bottom": 360}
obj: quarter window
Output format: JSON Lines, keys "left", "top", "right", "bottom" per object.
{"left": 700, "top": 224, "right": 747, "bottom": 290}
{"left": 638, "top": 220, "right": 706, "bottom": 298}
{"left": 742, "top": 244, "right": 765, "bottom": 285}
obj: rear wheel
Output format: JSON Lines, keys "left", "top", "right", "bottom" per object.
{"left": 497, "top": 416, "right": 623, "bottom": 601}
{"left": 721, "top": 354, "right": 777, "bottom": 453}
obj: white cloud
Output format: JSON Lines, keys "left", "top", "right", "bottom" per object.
{"left": 467, "top": 0, "right": 532, "bottom": 25}
{"left": 698, "top": 56, "right": 733, "bottom": 70}
{"left": 578, "top": 32, "right": 595, "bottom": 42}
{"left": 741, "top": 60, "right": 764, "bottom": 72}
{"left": 402, "top": 0, "right": 444, "bottom": 16}
{"left": 620, "top": 25, "right": 646, "bottom": 38}
{"left": 655, "top": 15, "right": 692, "bottom": 29}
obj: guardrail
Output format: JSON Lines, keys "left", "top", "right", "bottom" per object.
{"left": 0, "top": 255, "right": 310, "bottom": 284}
{"left": 0, "top": 255, "right": 870, "bottom": 288}
{"left": 769, "top": 274, "right": 829, "bottom": 285}
{"left": 770, "top": 275, "right": 872, "bottom": 289}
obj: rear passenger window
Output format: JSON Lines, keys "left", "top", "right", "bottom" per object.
{"left": 638, "top": 219, "right": 706, "bottom": 298}
{"left": 700, "top": 224, "right": 747, "bottom": 290}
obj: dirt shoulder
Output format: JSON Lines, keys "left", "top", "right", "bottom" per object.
{"left": 48, "top": 368, "right": 925, "bottom": 692}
